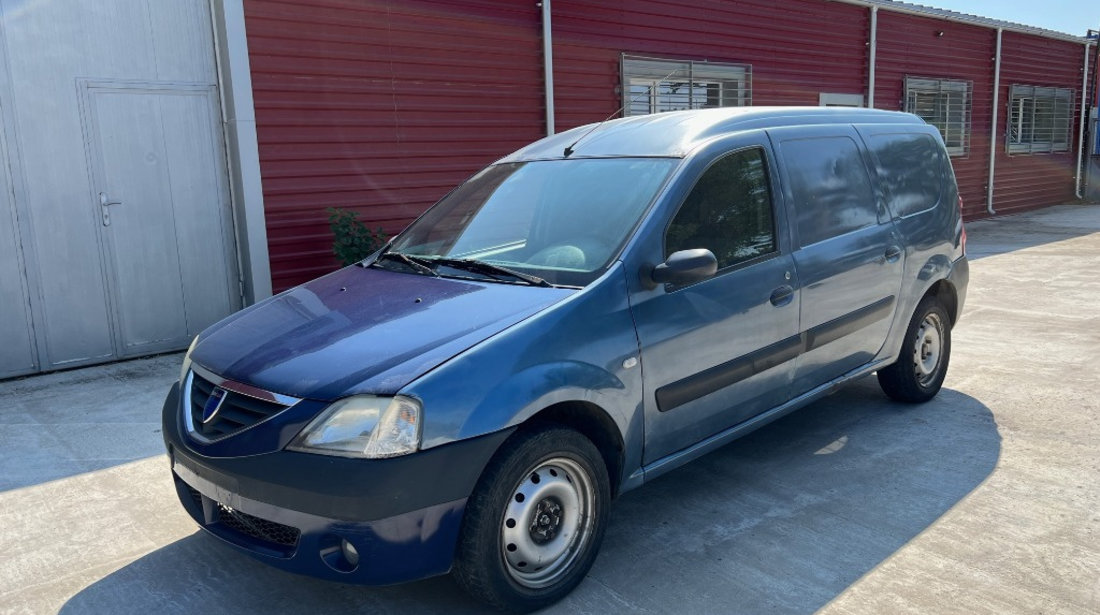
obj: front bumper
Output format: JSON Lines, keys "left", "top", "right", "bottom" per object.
{"left": 162, "top": 382, "right": 512, "bottom": 585}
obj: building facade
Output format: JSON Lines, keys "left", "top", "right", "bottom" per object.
{"left": 244, "top": 0, "right": 1099, "bottom": 291}
{"left": 0, "top": 0, "right": 1096, "bottom": 378}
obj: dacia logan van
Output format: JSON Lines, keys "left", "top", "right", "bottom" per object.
{"left": 164, "top": 107, "right": 968, "bottom": 611}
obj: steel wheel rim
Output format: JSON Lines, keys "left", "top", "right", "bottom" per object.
{"left": 500, "top": 457, "right": 595, "bottom": 589}
{"left": 913, "top": 312, "right": 944, "bottom": 386}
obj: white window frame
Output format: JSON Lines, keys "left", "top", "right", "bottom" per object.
{"left": 622, "top": 54, "right": 750, "bottom": 116}
{"left": 1007, "top": 85, "right": 1074, "bottom": 154}
{"left": 819, "top": 93, "right": 865, "bottom": 107}
{"left": 904, "top": 77, "right": 972, "bottom": 157}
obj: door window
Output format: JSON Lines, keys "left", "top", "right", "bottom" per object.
{"left": 665, "top": 148, "right": 776, "bottom": 270}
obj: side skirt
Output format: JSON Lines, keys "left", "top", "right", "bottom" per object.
{"left": 626, "top": 357, "right": 894, "bottom": 489}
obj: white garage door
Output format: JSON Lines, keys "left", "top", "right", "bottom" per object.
{"left": 0, "top": 1, "right": 239, "bottom": 378}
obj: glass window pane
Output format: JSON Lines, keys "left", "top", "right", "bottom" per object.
{"left": 623, "top": 55, "right": 748, "bottom": 116}
{"left": 867, "top": 133, "right": 943, "bottom": 217}
{"left": 392, "top": 158, "right": 678, "bottom": 286}
{"left": 666, "top": 148, "right": 776, "bottom": 269}
{"left": 782, "top": 136, "right": 878, "bottom": 246}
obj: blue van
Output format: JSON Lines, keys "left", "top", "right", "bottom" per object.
{"left": 163, "top": 107, "right": 968, "bottom": 611}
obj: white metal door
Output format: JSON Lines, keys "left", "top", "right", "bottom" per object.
{"left": 0, "top": 0, "right": 239, "bottom": 376}
{"left": 0, "top": 113, "right": 36, "bottom": 377}
{"left": 81, "top": 82, "right": 238, "bottom": 357}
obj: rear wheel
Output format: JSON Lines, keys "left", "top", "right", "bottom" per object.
{"left": 453, "top": 427, "right": 609, "bottom": 612}
{"left": 878, "top": 296, "right": 951, "bottom": 403}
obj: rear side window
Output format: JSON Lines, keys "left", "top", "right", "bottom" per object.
{"left": 781, "top": 136, "right": 877, "bottom": 247}
{"left": 666, "top": 148, "right": 776, "bottom": 270}
{"left": 865, "top": 133, "right": 944, "bottom": 217}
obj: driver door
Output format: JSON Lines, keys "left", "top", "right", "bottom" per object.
{"left": 628, "top": 144, "right": 801, "bottom": 464}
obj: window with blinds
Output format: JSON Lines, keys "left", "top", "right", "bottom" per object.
{"left": 904, "top": 77, "right": 972, "bottom": 157}
{"left": 622, "top": 54, "right": 751, "bottom": 117}
{"left": 1007, "top": 85, "right": 1073, "bottom": 154}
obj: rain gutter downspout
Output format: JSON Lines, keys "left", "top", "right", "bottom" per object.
{"left": 541, "top": 0, "right": 555, "bottom": 136}
{"left": 868, "top": 6, "right": 877, "bottom": 108}
{"left": 988, "top": 28, "right": 1002, "bottom": 215}
{"left": 1076, "top": 41, "right": 1091, "bottom": 198}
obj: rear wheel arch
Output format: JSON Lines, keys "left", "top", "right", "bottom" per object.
{"left": 924, "top": 279, "right": 959, "bottom": 327}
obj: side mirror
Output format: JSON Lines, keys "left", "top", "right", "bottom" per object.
{"left": 649, "top": 249, "right": 718, "bottom": 287}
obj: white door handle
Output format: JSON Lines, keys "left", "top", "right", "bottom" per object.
{"left": 99, "top": 192, "right": 122, "bottom": 226}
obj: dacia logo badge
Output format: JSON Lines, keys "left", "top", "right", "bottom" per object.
{"left": 202, "top": 387, "right": 228, "bottom": 424}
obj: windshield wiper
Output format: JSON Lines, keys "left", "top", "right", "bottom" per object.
{"left": 375, "top": 251, "right": 439, "bottom": 277}
{"left": 430, "top": 258, "right": 552, "bottom": 287}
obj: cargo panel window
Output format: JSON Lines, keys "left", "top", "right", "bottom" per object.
{"left": 665, "top": 148, "right": 776, "bottom": 270}
{"left": 781, "top": 136, "right": 877, "bottom": 247}
{"left": 865, "top": 133, "right": 944, "bottom": 218}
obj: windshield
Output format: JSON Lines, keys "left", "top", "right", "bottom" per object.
{"left": 385, "top": 158, "right": 678, "bottom": 286}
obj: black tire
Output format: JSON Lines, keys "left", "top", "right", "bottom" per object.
{"left": 453, "top": 426, "right": 610, "bottom": 613}
{"left": 878, "top": 296, "right": 952, "bottom": 403}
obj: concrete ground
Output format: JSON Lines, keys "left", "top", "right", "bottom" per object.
{"left": 1, "top": 204, "right": 1098, "bottom": 614}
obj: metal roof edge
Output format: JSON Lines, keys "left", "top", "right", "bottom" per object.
{"left": 830, "top": 0, "right": 1095, "bottom": 45}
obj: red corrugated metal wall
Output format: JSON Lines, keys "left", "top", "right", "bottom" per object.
{"left": 552, "top": 0, "right": 869, "bottom": 131}
{"left": 993, "top": 32, "right": 1084, "bottom": 215}
{"left": 244, "top": 1, "right": 1090, "bottom": 290}
{"left": 244, "top": 0, "right": 544, "bottom": 291}
{"left": 873, "top": 11, "right": 996, "bottom": 219}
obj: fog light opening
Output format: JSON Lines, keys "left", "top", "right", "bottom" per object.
{"left": 341, "top": 539, "right": 360, "bottom": 567}
{"left": 319, "top": 534, "right": 360, "bottom": 573}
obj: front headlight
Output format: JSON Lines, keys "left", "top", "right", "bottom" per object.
{"left": 180, "top": 336, "right": 199, "bottom": 383}
{"left": 288, "top": 395, "right": 421, "bottom": 458}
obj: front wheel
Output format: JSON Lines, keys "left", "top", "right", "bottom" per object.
{"left": 878, "top": 296, "right": 951, "bottom": 403}
{"left": 453, "top": 427, "right": 610, "bottom": 612}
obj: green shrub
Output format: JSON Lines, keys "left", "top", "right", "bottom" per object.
{"left": 326, "top": 207, "right": 388, "bottom": 266}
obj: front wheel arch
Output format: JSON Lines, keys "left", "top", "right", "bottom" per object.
{"left": 453, "top": 426, "right": 611, "bottom": 612}
{"left": 525, "top": 401, "right": 625, "bottom": 497}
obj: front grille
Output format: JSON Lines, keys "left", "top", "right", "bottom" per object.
{"left": 188, "top": 373, "right": 288, "bottom": 440}
{"left": 215, "top": 503, "right": 301, "bottom": 547}
{"left": 186, "top": 486, "right": 301, "bottom": 548}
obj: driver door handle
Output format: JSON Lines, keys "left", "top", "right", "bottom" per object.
{"left": 770, "top": 285, "right": 794, "bottom": 307}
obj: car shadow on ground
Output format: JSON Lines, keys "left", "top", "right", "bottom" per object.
{"left": 62, "top": 377, "right": 999, "bottom": 614}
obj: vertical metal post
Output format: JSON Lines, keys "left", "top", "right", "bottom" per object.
{"left": 541, "top": 0, "right": 555, "bottom": 136}
{"left": 868, "top": 6, "right": 877, "bottom": 108}
{"left": 1076, "top": 41, "right": 1091, "bottom": 198}
{"left": 987, "top": 28, "right": 1003, "bottom": 215}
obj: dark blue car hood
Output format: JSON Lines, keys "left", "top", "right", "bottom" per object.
{"left": 190, "top": 266, "right": 575, "bottom": 400}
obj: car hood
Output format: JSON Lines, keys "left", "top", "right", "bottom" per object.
{"left": 190, "top": 265, "right": 576, "bottom": 400}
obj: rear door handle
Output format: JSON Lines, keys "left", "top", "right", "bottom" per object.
{"left": 770, "top": 285, "right": 794, "bottom": 307}
{"left": 884, "top": 246, "right": 902, "bottom": 263}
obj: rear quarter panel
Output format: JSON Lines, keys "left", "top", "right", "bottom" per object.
{"left": 855, "top": 124, "right": 964, "bottom": 362}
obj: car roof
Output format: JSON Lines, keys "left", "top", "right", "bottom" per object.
{"left": 499, "top": 106, "right": 924, "bottom": 161}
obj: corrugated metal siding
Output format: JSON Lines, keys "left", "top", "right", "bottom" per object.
{"left": 992, "top": 32, "right": 1084, "bottom": 215}
{"left": 244, "top": 0, "right": 543, "bottom": 291}
{"left": 552, "top": 0, "right": 869, "bottom": 131}
{"left": 873, "top": 11, "right": 996, "bottom": 219}
{"left": 244, "top": 0, "right": 1091, "bottom": 288}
